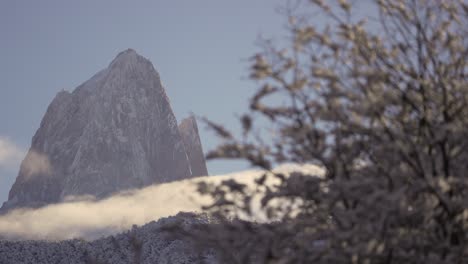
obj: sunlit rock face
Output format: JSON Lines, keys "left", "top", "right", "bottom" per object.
{"left": 2, "top": 49, "right": 206, "bottom": 211}
{"left": 178, "top": 116, "right": 208, "bottom": 177}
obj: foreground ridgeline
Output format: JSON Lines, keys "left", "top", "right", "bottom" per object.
{"left": 1, "top": 49, "right": 208, "bottom": 211}
{"left": 0, "top": 213, "right": 217, "bottom": 264}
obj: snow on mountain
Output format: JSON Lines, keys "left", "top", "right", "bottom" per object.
{"left": 0, "top": 213, "right": 217, "bottom": 264}
{"left": 0, "top": 48, "right": 325, "bottom": 263}
{"left": 0, "top": 163, "right": 324, "bottom": 241}
{"left": 1, "top": 49, "right": 207, "bottom": 211}
{"left": 0, "top": 164, "right": 324, "bottom": 263}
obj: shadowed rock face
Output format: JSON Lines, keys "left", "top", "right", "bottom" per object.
{"left": 2, "top": 49, "right": 200, "bottom": 211}
{"left": 178, "top": 116, "right": 208, "bottom": 177}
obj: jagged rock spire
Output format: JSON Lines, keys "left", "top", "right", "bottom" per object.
{"left": 178, "top": 115, "right": 208, "bottom": 177}
{"left": 2, "top": 49, "right": 206, "bottom": 211}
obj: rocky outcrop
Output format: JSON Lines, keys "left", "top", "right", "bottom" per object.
{"left": 1, "top": 49, "right": 203, "bottom": 211}
{"left": 178, "top": 116, "right": 208, "bottom": 177}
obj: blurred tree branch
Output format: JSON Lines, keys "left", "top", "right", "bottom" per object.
{"left": 187, "top": 0, "right": 468, "bottom": 263}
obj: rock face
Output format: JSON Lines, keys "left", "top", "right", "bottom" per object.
{"left": 1, "top": 49, "right": 207, "bottom": 211}
{"left": 178, "top": 116, "right": 208, "bottom": 177}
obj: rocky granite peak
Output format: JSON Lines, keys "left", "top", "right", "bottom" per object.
{"left": 1, "top": 49, "right": 207, "bottom": 211}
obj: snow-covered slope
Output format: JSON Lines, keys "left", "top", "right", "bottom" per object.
{"left": 0, "top": 164, "right": 324, "bottom": 241}
{"left": 2, "top": 49, "right": 207, "bottom": 211}
{"left": 0, "top": 164, "right": 324, "bottom": 263}
{"left": 0, "top": 213, "right": 217, "bottom": 264}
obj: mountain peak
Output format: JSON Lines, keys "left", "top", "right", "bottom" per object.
{"left": 117, "top": 48, "right": 138, "bottom": 57}
{"left": 109, "top": 48, "right": 147, "bottom": 69}
{"left": 1, "top": 50, "right": 208, "bottom": 211}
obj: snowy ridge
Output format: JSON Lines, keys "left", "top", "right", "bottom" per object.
{"left": 0, "top": 164, "right": 324, "bottom": 263}
{"left": 0, "top": 163, "right": 324, "bottom": 241}
{"left": 0, "top": 213, "right": 217, "bottom": 264}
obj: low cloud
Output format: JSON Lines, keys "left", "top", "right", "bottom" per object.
{"left": 0, "top": 137, "right": 25, "bottom": 171}
{"left": 21, "top": 150, "right": 52, "bottom": 179}
{"left": 0, "top": 164, "right": 324, "bottom": 241}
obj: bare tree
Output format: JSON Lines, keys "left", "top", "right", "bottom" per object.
{"left": 195, "top": 0, "right": 468, "bottom": 263}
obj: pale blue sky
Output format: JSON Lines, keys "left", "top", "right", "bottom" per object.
{"left": 0, "top": 0, "right": 287, "bottom": 202}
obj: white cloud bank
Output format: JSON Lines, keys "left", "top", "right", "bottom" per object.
{"left": 0, "top": 164, "right": 324, "bottom": 241}
{"left": 0, "top": 137, "right": 25, "bottom": 170}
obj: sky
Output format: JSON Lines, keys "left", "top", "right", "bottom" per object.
{"left": 0, "top": 0, "right": 287, "bottom": 203}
